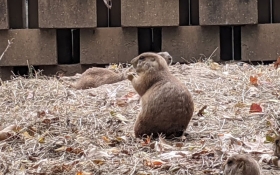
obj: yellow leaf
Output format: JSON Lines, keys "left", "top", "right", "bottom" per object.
{"left": 76, "top": 171, "right": 83, "bottom": 175}
{"left": 23, "top": 131, "right": 33, "bottom": 140}
{"left": 210, "top": 62, "right": 221, "bottom": 70}
{"left": 38, "top": 137, "right": 45, "bottom": 143}
{"left": 55, "top": 146, "right": 67, "bottom": 152}
{"left": 110, "top": 111, "right": 129, "bottom": 122}
{"left": 102, "top": 136, "right": 111, "bottom": 143}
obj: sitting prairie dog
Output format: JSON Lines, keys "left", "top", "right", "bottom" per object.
{"left": 157, "top": 51, "right": 173, "bottom": 65}
{"left": 222, "top": 154, "right": 261, "bottom": 175}
{"left": 63, "top": 52, "right": 173, "bottom": 90}
{"left": 128, "top": 52, "right": 194, "bottom": 138}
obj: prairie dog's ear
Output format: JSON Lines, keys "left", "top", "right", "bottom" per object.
{"left": 237, "top": 160, "right": 245, "bottom": 170}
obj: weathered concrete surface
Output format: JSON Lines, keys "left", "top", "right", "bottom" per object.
{"left": 121, "top": 0, "right": 179, "bottom": 27}
{"left": 38, "top": 0, "right": 97, "bottom": 28}
{"left": 0, "top": 29, "right": 57, "bottom": 66}
{"left": 162, "top": 26, "right": 220, "bottom": 62}
{"left": 39, "top": 64, "right": 85, "bottom": 76}
{"left": 241, "top": 24, "right": 280, "bottom": 61}
{"left": 199, "top": 0, "right": 258, "bottom": 25}
{"left": 0, "top": 0, "right": 8, "bottom": 29}
{"left": 80, "top": 28, "right": 138, "bottom": 64}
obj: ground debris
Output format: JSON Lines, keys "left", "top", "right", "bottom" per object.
{"left": 0, "top": 61, "right": 279, "bottom": 174}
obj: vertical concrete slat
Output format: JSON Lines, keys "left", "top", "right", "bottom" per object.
{"left": 80, "top": 28, "right": 138, "bottom": 64}
{"left": 121, "top": 0, "right": 179, "bottom": 27}
{"left": 0, "top": 0, "right": 8, "bottom": 29}
{"left": 199, "top": 0, "right": 258, "bottom": 25}
{"left": 241, "top": 24, "right": 280, "bottom": 61}
{"left": 162, "top": 26, "right": 220, "bottom": 63}
{"left": 38, "top": 0, "right": 97, "bottom": 28}
{"left": 0, "top": 29, "right": 57, "bottom": 66}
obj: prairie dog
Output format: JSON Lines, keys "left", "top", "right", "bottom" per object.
{"left": 223, "top": 154, "right": 261, "bottom": 175}
{"left": 157, "top": 51, "right": 173, "bottom": 65}
{"left": 128, "top": 52, "right": 194, "bottom": 138}
{"left": 63, "top": 52, "right": 173, "bottom": 90}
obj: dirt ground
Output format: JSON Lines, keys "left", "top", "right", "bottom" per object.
{"left": 0, "top": 61, "right": 280, "bottom": 175}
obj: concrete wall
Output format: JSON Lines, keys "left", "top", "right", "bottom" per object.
{"left": 0, "top": 0, "right": 280, "bottom": 80}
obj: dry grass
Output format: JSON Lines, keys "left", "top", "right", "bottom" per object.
{"left": 0, "top": 60, "right": 280, "bottom": 175}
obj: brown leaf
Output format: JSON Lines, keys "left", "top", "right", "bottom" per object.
{"left": 37, "top": 111, "right": 46, "bottom": 118}
{"left": 141, "top": 136, "right": 151, "bottom": 146}
{"left": 250, "top": 75, "right": 258, "bottom": 86}
{"left": 93, "top": 159, "right": 106, "bottom": 165}
{"left": 123, "top": 92, "right": 137, "bottom": 98}
{"left": 192, "top": 149, "right": 214, "bottom": 159}
{"left": 116, "top": 99, "right": 127, "bottom": 107}
{"left": 197, "top": 105, "right": 207, "bottom": 116}
{"left": 66, "top": 147, "right": 84, "bottom": 155}
{"left": 144, "top": 159, "right": 165, "bottom": 168}
{"left": 274, "top": 57, "right": 280, "bottom": 69}
{"left": 102, "top": 136, "right": 111, "bottom": 143}
{"left": 249, "top": 103, "right": 262, "bottom": 113}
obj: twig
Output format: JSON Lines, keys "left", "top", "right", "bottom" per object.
{"left": 0, "top": 38, "right": 14, "bottom": 61}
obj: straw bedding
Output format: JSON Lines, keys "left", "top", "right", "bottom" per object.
{"left": 0, "top": 60, "right": 279, "bottom": 175}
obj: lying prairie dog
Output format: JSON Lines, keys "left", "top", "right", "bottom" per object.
{"left": 62, "top": 51, "right": 173, "bottom": 90}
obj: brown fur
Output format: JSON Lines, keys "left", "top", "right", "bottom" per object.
{"left": 128, "top": 52, "right": 194, "bottom": 138}
{"left": 222, "top": 154, "right": 261, "bottom": 175}
{"left": 157, "top": 51, "right": 173, "bottom": 65}
{"left": 68, "top": 67, "right": 126, "bottom": 90}
{"left": 64, "top": 52, "right": 173, "bottom": 90}
{"left": 274, "top": 136, "right": 280, "bottom": 158}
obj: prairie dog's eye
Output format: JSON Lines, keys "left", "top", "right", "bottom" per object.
{"left": 139, "top": 56, "right": 145, "bottom": 60}
{"left": 227, "top": 160, "right": 233, "bottom": 165}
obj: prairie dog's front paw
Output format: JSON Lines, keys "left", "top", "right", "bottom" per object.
{"left": 127, "top": 74, "right": 134, "bottom": 81}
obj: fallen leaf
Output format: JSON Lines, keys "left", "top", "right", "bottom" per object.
{"left": 110, "top": 111, "right": 129, "bottom": 122}
{"left": 144, "top": 159, "right": 165, "bottom": 168}
{"left": 55, "top": 146, "right": 67, "bottom": 152}
{"left": 265, "top": 134, "right": 274, "bottom": 143}
{"left": 210, "top": 62, "right": 221, "bottom": 70}
{"left": 93, "top": 159, "right": 106, "bottom": 165}
{"left": 66, "top": 147, "right": 84, "bottom": 155}
{"left": 115, "top": 99, "right": 127, "bottom": 107}
{"left": 192, "top": 149, "right": 212, "bottom": 159}
{"left": 23, "top": 131, "right": 33, "bottom": 140}
{"left": 37, "top": 111, "right": 46, "bottom": 118}
{"left": 141, "top": 136, "right": 151, "bottom": 146}
{"left": 197, "top": 105, "right": 207, "bottom": 116}
{"left": 102, "top": 136, "right": 111, "bottom": 143}
{"left": 38, "top": 136, "right": 45, "bottom": 143}
{"left": 76, "top": 171, "right": 83, "bottom": 175}
{"left": 274, "top": 57, "right": 280, "bottom": 69}
{"left": 250, "top": 75, "right": 258, "bottom": 86}
{"left": 249, "top": 103, "right": 262, "bottom": 113}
